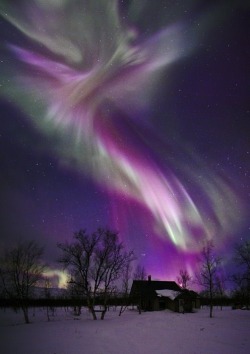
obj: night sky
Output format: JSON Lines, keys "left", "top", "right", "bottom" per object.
{"left": 0, "top": 0, "right": 249, "bottom": 286}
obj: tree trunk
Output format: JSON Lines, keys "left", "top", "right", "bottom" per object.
{"left": 119, "top": 305, "right": 127, "bottom": 316}
{"left": 138, "top": 304, "right": 142, "bottom": 314}
{"left": 209, "top": 281, "right": 213, "bottom": 318}
{"left": 89, "top": 306, "right": 97, "bottom": 320}
{"left": 101, "top": 308, "right": 106, "bottom": 320}
{"left": 101, "top": 305, "right": 108, "bottom": 320}
{"left": 22, "top": 306, "right": 30, "bottom": 324}
{"left": 209, "top": 302, "right": 213, "bottom": 318}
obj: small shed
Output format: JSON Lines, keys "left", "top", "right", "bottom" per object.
{"left": 175, "top": 289, "right": 201, "bottom": 312}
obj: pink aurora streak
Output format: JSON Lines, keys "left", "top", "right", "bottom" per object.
{"left": 0, "top": 0, "right": 244, "bottom": 277}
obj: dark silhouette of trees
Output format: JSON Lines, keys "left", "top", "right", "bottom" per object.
{"left": 177, "top": 269, "right": 192, "bottom": 289}
{"left": 133, "top": 264, "right": 147, "bottom": 280}
{"left": 213, "top": 274, "right": 227, "bottom": 310}
{"left": 233, "top": 241, "right": 250, "bottom": 309}
{"left": 58, "top": 228, "right": 134, "bottom": 320}
{"left": 234, "top": 241, "right": 250, "bottom": 271}
{"left": 0, "top": 240, "right": 45, "bottom": 323}
{"left": 119, "top": 261, "right": 133, "bottom": 316}
{"left": 43, "top": 277, "right": 55, "bottom": 321}
{"left": 196, "top": 241, "right": 221, "bottom": 318}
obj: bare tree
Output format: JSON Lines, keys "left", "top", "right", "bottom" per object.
{"left": 68, "top": 273, "right": 83, "bottom": 316}
{"left": 233, "top": 241, "right": 250, "bottom": 309}
{"left": 214, "top": 275, "right": 226, "bottom": 310}
{"left": 234, "top": 241, "right": 250, "bottom": 271}
{"left": 0, "top": 240, "right": 45, "bottom": 323}
{"left": 119, "top": 261, "right": 132, "bottom": 316}
{"left": 196, "top": 241, "right": 221, "bottom": 318}
{"left": 177, "top": 269, "right": 192, "bottom": 289}
{"left": 58, "top": 228, "right": 134, "bottom": 320}
{"left": 133, "top": 264, "right": 147, "bottom": 280}
{"left": 44, "top": 277, "right": 55, "bottom": 321}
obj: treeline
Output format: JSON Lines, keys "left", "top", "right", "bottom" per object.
{"left": 200, "top": 296, "right": 233, "bottom": 308}
{"left": 1, "top": 227, "right": 249, "bottom": 323}
{"left": 0, "top": 294, "right": 243, "bottom": 312}
{"left": 0, "top": 293, "right": 140, "bottom": 313}
{"left": 0, "top": 228, "right": 141, "bottom": 322}
{"left": 0, "top": 296, "right": 133, "bottom": 308}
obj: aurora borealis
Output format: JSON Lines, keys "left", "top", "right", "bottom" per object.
{"left": 0, "top": 0, "right": 249, "bottom": 283}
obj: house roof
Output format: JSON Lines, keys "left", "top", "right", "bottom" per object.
{"left": 175, "top": 289, "right": 200, "bottom": 299}
{"left": 156, "top": 289, "right": 181, "bottom": 300}
{"left": 130, "top": 280, "right": 182, "bottom": 298}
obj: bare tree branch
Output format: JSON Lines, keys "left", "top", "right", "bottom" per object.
{"left": 58, "top": 227, "right": 134, "bottom": 320}
{"left": 0, "top": 240, "right": 45, "bottom": 323}
{"left": 195, "top": 240, "right": 221, "bottom": 318}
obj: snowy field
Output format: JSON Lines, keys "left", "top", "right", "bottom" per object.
{"left": 0, "top": 306, "right": 250, "bottom": 354}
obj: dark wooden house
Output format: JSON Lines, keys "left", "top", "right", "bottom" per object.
{"left": 130, "top": 276, "right": 200, "bottom": 313}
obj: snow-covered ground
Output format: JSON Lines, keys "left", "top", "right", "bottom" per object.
{"left": 0, "top": 306, "right": 249, "bottom": 354}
